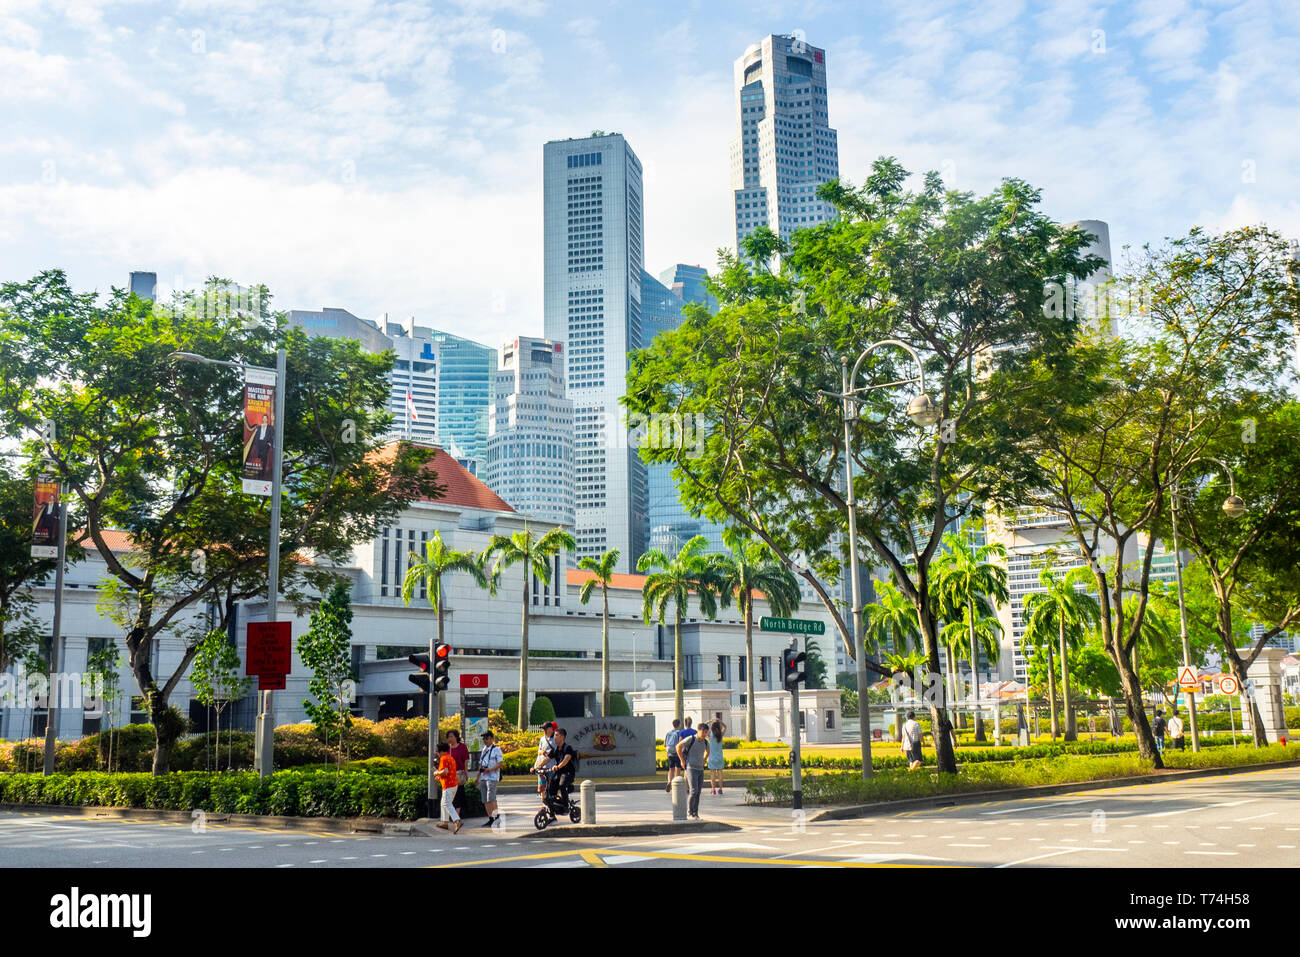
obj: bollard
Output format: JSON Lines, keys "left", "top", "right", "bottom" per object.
{"left": 580, "top": 779, "right": 596, "bottom": 825}
{"left": 670, "top": 777, "right": 687, "bottom": 821}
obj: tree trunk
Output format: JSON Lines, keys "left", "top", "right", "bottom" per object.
{"left": 518, "top": 565, "right": 529, "bottom": 728}
{"left": 149, "top": 697, "right": 183, "bottom": 775}
{"left": 1046, "top": 642, "right": 1059, "bottom": 740}
{"left": 1113, "top": 644, "right": 1163, "bottom": 767}
{"left": 673, "top": 611, "right": 684, "bottom": 724}
{"left": 945, "top": 645, "right": 966, "bottom": 732}
{"left": 923, "top": 612, "right": 957, "bottom": 775}
{"left": 600, "top": 589, "right": 610, "bottom": 717}
{"left": 1060, "top": 617, "right": 1076, "bottom": 742}
{"left": 744, "top": 596, "right": 756, "bottom": 741}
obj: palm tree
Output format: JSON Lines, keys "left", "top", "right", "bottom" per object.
{"left": 401, "top": 531, "right": 488, "bottom": 730}
{"left": 710, "top": 529, "right": 800, "bottom": 740}
{"left": 865, "top": 580, "right": 924, "bottom": 740}
{"left": 938, "top": 600, "right": 1003, "bottom": 739}
{"left": 577, "top": 548, "right": 621, "bottom": 717}
{"left": 637, "top": 535, "right": 721, "bottom": 723}
{"left": 481, "top": 526, "right": 576, "bottom": 728}
{"left": 1022, "top": 566, "right": 1100, "bottom": 741}
{"left": 932, "top": 532, "right": 1009, "bottom": 741}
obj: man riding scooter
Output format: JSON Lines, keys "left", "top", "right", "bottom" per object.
{"left": 544, "top": 727, "right": 578, "bottom": 808}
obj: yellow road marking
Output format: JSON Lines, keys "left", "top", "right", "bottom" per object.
{"left": 432, "top": 848, "right": 587, "bottom": 868}
{"left": 433, "top": 847, "right": 947, "bottom": 868}
{"left": 578, "top": 849, "right": 609, "bottom": 867}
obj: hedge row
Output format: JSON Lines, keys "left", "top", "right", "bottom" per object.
{"left": 0, "top": 770, "right": 485, "bottom": 821}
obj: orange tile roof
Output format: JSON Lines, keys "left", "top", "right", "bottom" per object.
{"left": 568, "top": 569, "right": 650, "bottom": 591}
{"left": 371, "top": 441, "right": 514, "bottom": 513}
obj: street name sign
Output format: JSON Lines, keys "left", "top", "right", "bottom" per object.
{"left": 760, "top": 616, "right": 825, "bottom": 636}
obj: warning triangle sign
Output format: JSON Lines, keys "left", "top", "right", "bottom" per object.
{"left": 1177, "top": 665, "right": 1198, "bottom": 687}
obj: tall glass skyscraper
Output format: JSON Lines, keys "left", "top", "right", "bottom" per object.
{"left": 731, "top": 34, "right": 840, "bottom": 250}
{"left": 429, "top": 329, "right": 495, "bottom": 476}
{"left": 641, "top": 267, "right": 726, "bottom": 556}
{"left": 543, "top": 132, "right": 648, "bottom": 572}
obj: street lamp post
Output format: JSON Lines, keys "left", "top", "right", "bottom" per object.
{"left": 1169, "top": 456, "right": 1246, "bottom": 754}
{"left": 170, "top": 348, "right": 286, "bottom": 778}
{"left": 829, "top": 339, "right": 940, "bottom": 781}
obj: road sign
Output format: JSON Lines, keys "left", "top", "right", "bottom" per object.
{"left": 1177, "top": 665, "right": 1199, "bottom": 690}
{"left": 1218, "top": 675, "right": 1239, "bottom": 696}
{"left": 258, "top": 673, "right": 286, "bottom": 691}
{"left": 760, "top": 616, "right": 825, "bottom": 636}
{"left": 246, "top": 621, "right": 292, "bottom": 676}
{"left": 459, "top": 673, "right": 488, "bottom": 689}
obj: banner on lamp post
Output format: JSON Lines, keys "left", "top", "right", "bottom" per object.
{"left": 241, "top": 367, "right": 278, "bottom": 495}
{"left": 31, "top": 473, "right": 61, "bottom": 558}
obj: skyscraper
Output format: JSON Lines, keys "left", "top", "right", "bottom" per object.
{"left": 485, "top": 336, "right": 575, "bottom": 529}
{"left": 543, "top": 132, "right": 648, "bottom": 572}
{"left": 641, "top": 267, "right": 725, "bottom": 555}
{"left": 731, "top": 34, "right": 840, "bottom": 251}
{"left": 128, "top": 271, "right": 157, "bottom": 301}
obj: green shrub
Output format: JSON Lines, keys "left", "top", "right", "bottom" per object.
{"left": 501, "top": 696, "right": 520, "bottom": 727}
{"left": 606, "top": 693, "right": 631, "bottom": 717}
{"left": 529, "top": 696, "right": 556, "bottom": 727}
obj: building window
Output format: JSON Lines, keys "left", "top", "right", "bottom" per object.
{"left": 759, "top": 657, "right": 769, "bottom": 682}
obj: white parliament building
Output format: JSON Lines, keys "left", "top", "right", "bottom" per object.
{"left": 2, "top": 443, "right": 834, "bottom": 743}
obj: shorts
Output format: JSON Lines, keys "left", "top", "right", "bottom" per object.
{"left": 479, "top": 778, "right": 498, "bottom": 802}
{"left": 907, "top": 745, "right": 923, "bottom": 764}
{"left": 668, "top": 755, "right": 682, "bottom": 770}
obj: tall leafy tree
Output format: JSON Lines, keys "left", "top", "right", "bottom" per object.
{"left": 863, "top": 579, "right": 922, "bottom": 657}
{"left": 637, "top": 534, "right": 721, "bottom": 722}
{"left": 931, "top": 531, "right": 1008, "bottom": 741}
{"left": 0, "top": 271, "right": 442, "bottom": 771}
{"left": 710, "top": 529, "right": 800, "bottom": 739}
{"left": 297, "top": 581, "right": 356, "bottom": 764}
{"left": 1022, "top": 567, "right": 1100, "bottom": 740}
{"left": 481, "top": 526, "right": 575, "bottom": 728}
{"left": 402, "top": 530, "right": 489, "bottom": 730}
{"left": 576, "top": 548, "right": 621, "bottom": 718}
{"left": 626, "top": 158, "right": 1101, "bottom": 774}
{"left": 1029, "top": 226, "right": 1298, "bottom": 765}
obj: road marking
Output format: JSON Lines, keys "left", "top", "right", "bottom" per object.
{"left": 1186, "top": 851, "right": 1237, "bottom": 856}
{"left": 431, "top": 847, "right": 941, "bottom": 869}
{"left": 947, "top": 843, "right": 990, "bottom": 848}
{"left": 996, "top": 847, "right": 1086, "bottom": 868}
{"left": 578, "top": 850, "right": 609, "bottom": 868}
{"left": 309, "top": 860, "right": 327, "bottom": 864}
{"left": 1237, "top": 812, "right": 1275, "bottom": 821}
{"left": 983, "top": 799, "right": 1086, "bottom": 816}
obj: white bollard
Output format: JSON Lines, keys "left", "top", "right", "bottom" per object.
{"left": 670, "top": 777, "right": 687, "bottom": 821}
{"left": 580, "top": 779, "right": 596, "bottom": 825}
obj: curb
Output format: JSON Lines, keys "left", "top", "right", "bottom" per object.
{"left": 807, "top": 758, "right": 1300, "bottom": 821}
{"left": 0, "top": 803, "right": 412, "bottom": 834}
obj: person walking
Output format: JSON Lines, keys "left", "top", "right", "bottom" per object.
{"left": 434, "top": 741, "right": 462, "bottom": 834}
{"left": 476, "top": 730, "right": 504, "bottom": 828}
{"left": 901, "top": 711, "right": 924, "bottom": 771}
{"left": 677, "top": 722, "right": 708, "bottom": 819}
{"left": 532, "top": 720, "right": 557, "bottom": 795}
{"left": 664, "top": 719, "right": 682, "bottom": 793}
{"left": 1152, "top": 709, "right": 1167, "bottom": 755}
{"left": 707, "top": 719, "right": 726, "bottom": 795}
{"left": 447, "top": 729, "right": 470, "bottom": 816}
{"left": 1168, "top": 708, "right": 1185, "bottom": 751}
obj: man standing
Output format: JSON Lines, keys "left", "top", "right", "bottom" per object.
{"left": 901, "top": 711, "right": 924, "bottom": 771}
{"left": 664, "top": 719, "right": 682, "bottom": 793}
{"left": 476, "top": 730, "right": 504, "bottom": 828}
{"left": 1152, "top": 709, "right": 1167, "bottom": 755}
{"left": 1167, "top": 708, "right": 1185, "bottom": 751}
{"left": 676, "top": 724, "right": 708, "bottom": 820}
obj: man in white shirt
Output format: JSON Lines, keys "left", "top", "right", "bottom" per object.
{"left": 901, "top": 711, "right": 924, "bottom": 771}
{"left": 1167, "top": 710, "right": 1186, "bottom": 751}
{"left": 476, "top": 730, "right": 504, "bottom": 828}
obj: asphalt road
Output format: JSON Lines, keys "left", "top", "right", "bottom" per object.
{"left": 1, "top": 766, "right": 1296, "bottom": 868}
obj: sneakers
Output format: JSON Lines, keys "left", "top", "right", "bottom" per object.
{"left": 481, "top": 815, "right": 498, "bottom": 828}
{"left": 711, "top": 788, "right": 717, "bottom": 795}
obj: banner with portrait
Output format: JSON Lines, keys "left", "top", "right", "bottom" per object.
{"left": 241, "top": 367, "right": 277, "bottom": 495}
{"left": 31, "top": 473, "right": 61, "bottom": 558}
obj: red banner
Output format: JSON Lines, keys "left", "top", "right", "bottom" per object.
{"left": 31, "top": 473, "right": 60, "bottom": 558}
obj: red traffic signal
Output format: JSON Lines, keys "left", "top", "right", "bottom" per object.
{"left": 408, "top": 652, "right": 433, "bottom": 694}
{"left": 433, "top": 643, "right": 452, "bottom": 692}
{"left": 782, "top": 646, "right": 807, "bottom": 692}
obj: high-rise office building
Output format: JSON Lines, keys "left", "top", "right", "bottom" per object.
{"left": 128, "top": 271, "right": 157, "bottom": 301}
{"left": 543, "top": 132, "right": 648, "bottom": 572}
{"left": 641, "top": 267, "right": 726, "bottom": 556}
{"left": 484, "top": 337, "right": 575, "bottom": 529}
{"left": 286, "top": 308, "right": 495, "bottom": 473}
{"left": 731, "top": 34, "right": 839, "bottom": 251}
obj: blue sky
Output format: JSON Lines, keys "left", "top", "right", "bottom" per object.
{"left": 2, "top": 0, "right": 1297, "bottom": 349}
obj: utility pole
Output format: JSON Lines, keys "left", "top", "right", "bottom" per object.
{"left": 254, "top": 347, "right": 287, "bottom": 777}
{"left": 41, "top": 478, "right": 69, "bottom": 776}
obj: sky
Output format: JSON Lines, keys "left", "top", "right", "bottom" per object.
{"left": 2, "top": 0, "right": 1298, "bottom": 350}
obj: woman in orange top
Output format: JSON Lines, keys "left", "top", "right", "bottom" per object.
{"left": 434, "top": 742, "right": 463, "bottom": 834}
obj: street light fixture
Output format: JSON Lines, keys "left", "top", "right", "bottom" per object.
{"left": 825, "top": 338, "right": 938, "bottom": 781}
{"left": 1169, "top": 455, "right": 1246, "bottom": 753}
{"left": 169, "top": 348, "right": 286, "bottom": 778}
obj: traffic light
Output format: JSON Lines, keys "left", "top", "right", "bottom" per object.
{"left": 782, "top": 644, "right": 807, "bottom": 692}
{"left": 433, "top": 643, "right": 452, "bottom": 692}
{"left": 408, "top": 653, "right": 432, "bottom": 694}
